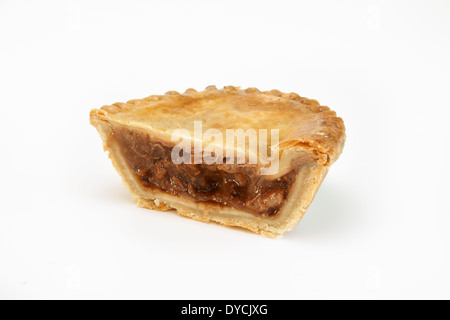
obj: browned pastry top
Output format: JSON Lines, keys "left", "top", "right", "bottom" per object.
{"left": 91, "top": 86, "right": 346, "bottom": 166}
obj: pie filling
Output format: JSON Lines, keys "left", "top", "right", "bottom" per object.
{"left": 112, "top": 127, "right": 300, "bottom": 216}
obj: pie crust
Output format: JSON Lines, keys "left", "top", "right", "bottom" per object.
{"left": 90, "top": 86, "right": 346, "bottom": 238}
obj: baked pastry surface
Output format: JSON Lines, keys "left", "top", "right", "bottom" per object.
{"left": 90, "top": 86, "right": 346, "bottom": 238}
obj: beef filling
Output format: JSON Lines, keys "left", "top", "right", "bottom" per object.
{"left": 113, "top": 127, "right": 298, "bottom": 216}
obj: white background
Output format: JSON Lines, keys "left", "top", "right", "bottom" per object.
{"left": 1, "top": 0, "right": 449, "bottom": 300}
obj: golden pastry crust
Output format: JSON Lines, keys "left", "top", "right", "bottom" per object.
{"left": 92, "top": 86, "right": 345, "bottom": 166}
{"left": 90, "top": 86, "right": 346, "bottom": 238}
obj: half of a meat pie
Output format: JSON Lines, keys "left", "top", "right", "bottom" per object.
{"left": 90, "top": 86, "right": 346, "bottom": 238}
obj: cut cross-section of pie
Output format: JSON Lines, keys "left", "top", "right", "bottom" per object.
{"left": 90, "top": 86, "right": 346, "bottom": 238}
